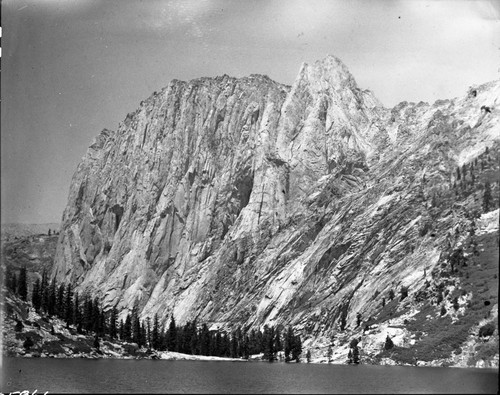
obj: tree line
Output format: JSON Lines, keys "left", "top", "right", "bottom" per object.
{"left": 6, "top": 269, "right": 303, "bottom": 361}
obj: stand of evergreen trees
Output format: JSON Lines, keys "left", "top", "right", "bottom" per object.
{"left": 7, "top": 269, "right": 303, "bottom": 361}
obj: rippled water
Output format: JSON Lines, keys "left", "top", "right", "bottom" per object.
{"left": 1, "top": 357, "right": 498, "bottom": 394}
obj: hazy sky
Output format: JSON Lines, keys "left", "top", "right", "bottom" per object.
{"left": 1, "top": 0, "right": 499, "bottom": 225}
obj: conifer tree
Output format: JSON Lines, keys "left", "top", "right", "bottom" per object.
{"left": 73, "top": 292, "right": 81, "bottom": 328}
{"left": 124, "top": 313, "right": 132, "bottom": 342}
{"left": 146, "top": 317, "right": 151, "bottom": 349}
{"left": 189, "top": 320, "right": 198, "bottom": 355}
{"left": 167, "top": 315, "right": 177, "bottom": 352}
{"left": 109, "top": 306, "right": 118, "bottom": 339}
{"left": 274, "top": 326, "right": 282, "bottom": 354}
{"left": 40, "top": 270, "right": 49, "bottom": 313}
{"left": 18, "top": 267, "right": 28, "bottom": 301}
{"left": 389, "top": 289, "right": 395, "bottom": 301}
{"left": 140, "top": 321, "right": 147, "bottom": 348}
{"left": 118, "top": 318, "right": 124, "bottom": 340}
{"left": 32, "top": 278, "right": 41, "bottom": 311}
{"left": 248, "top": 329, "right": 258, "bottom": 356}
{"left": 152, "top": 314, "right": 160, "bottom": 350}
{"left": 242, "top": 334, "right": 250, "bottom": 359}
{"left": 292, "top": 334, "right": 302, "bottom": 362}
{"left": 483, "top": 181, "right": 492, "bottom": 212}
{"left": 83, "top": 296, "right": 93, "bottom": 332}
{"left": 56, "top": 283, "right": 65, "bottom": 318}
{"left": 48, "top": 279, "right": 57, "bottom": 316}
{"left": 262, "top": 325, "right": 275, "bottom": 361}
{"left": 131, "top": 305, "right": 141, "bottom": 345}
{"left": 327, "top": 345, "right": 333, "bottom": 362}
{"left": 284, "top": 326, "right": 294, "bottom": 362}
{"left": 306, "top": 349, "right": 311, "bottom": 363}
{"left": 200, "top": 323, "right": 210, "bottom": 355}
{"left": 64, "top": 283, "right": 73, "bottom": 325}
{"left": 230, "top": 330, "right": 238, "bottom": 358}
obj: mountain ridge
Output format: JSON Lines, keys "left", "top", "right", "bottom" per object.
{"left": 50, "top": 55, "right": 499, "bottom": 366}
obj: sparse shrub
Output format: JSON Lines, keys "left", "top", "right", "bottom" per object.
{"left": 440, "top": 305, "right": 447, "bottom": 316}
{"left": 23, "top": 336, "right": 34, "bottom": 350}
{"left": 437, "top": 291, "right": 443, "bottom": 304}
{"left": 479, "top": 323, "right": 495, "bottom": 337}
{"left": 384, "top": 335, "right": 394, "bottom": 350}
{"left": 15, "top": 320, "right": 24, "bottom": 332}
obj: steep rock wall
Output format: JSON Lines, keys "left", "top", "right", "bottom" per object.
{"left": 53, "top": 56, "right": 500, "bottom": 341}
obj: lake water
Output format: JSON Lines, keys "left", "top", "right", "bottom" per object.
{"left": 1, "top": 358, "right": 498, "bottom": 394}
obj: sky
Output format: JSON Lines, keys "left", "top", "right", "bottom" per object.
{"left": 1, "top": 0, "right": 499, "bottom": 225}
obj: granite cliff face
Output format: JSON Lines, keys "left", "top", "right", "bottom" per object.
{"left": 53, "top": 55, "right": 499, "bottom": 363}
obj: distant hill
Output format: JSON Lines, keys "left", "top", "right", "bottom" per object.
{"left": 1, "top": 223, "right": 60, "bottom": 241}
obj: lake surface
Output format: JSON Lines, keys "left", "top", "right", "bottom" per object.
{"left": 1, "top": 358, "right": 498, "bottom": 394}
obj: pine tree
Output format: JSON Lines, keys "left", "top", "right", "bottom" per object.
{"left": 166, "top": 315, "right": 177, "bottom": 352}
{"left": 146, "top": 317, "right": 151, "bottom": 349}
{"left": 131, "top": 305, "right": 141, "bottom": 345}
{"left": 48, "top": 279, "right": 57, "bottom": 316}
{"left": 230, "top": 330, "right": 238, "bottom": 358}
{"left": 306, "top": 349, "right": 311, "bottom": 363}
{"left": 200, "top": 323, "right": 210, "bottom": 356}
{"left": 56, "top": 283, "right": 65, "bottom": 318}
{"left": 124, "top": 313, "right": 132, "bottom": 342}
{"left": 73, "top": 292, "right": 81, "bottom": 329}
{"left": 32, "top": 278, "right": 41, "bottom": 311}
{"left": 327, "top": 345, "right": 333, "bottom": 362}
{"left": 140, "top": 321, "right": 147, "bottom": 348}
{"left": 483, "top": 181, "right": 492, "bottom": 213}
{"left": 189, "top": 320, "right": 198, "bottom": 355}
{"left": 284, "top": 326, "right": 294, "bottom": 362}
{"left": 64, "top": 283, "right": 73, "bottom": 325}
{"left": 18, "top": 267, "right": 28, "bottom": 301}
{"left": 349, "top": 338, "right": 360, "bottom": 364}
{"left": 152, "top": 314, "right": 160, "bottom": 350}
{"left": 262, "top": 325, "right": 275, "bottom": 361}
{"left": 292, "top": 334, "right": 302, "bottom": 362}
{"left": 83, "top": 296, "right": 93, "bottom": 332}
{"left": 109, "top": 307, "right": 118, "bottom": 340}
{"left": 40, "top": 270, "right": 49, "bottom": 313}
{"left": 456, "top": 167, "right": 461, "bottom": 180}
{"left": 274, "top": 326, "right": 282, "bottom": 354}
{"left": 242, "top": 334, "right": 250, "bottom": 359}
{"left": 119, "top": 319, "right": 125, "bottom": 341}
{"left": 389, "top": 289, "right": 395, "bottom": 301}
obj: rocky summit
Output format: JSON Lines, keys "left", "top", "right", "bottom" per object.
{"left": 51, "top": 55, "right": 499, "bottom": 366}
